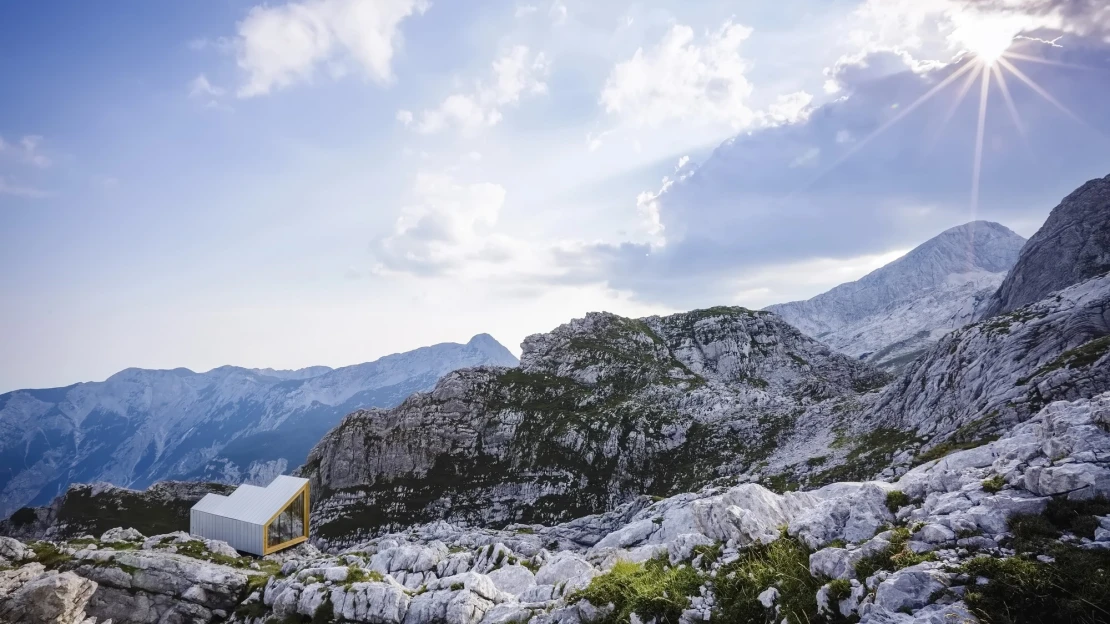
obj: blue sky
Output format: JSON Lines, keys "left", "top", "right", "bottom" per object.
{"left": 2, "top": 0, "right": 1110, "bottom": 392}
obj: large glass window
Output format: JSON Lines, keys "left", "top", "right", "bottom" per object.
{"left": 266, "top": 491, "right": 306, "bottom": 548}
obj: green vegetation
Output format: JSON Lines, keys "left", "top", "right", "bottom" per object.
{"left": 962, "top": 496, "right": 1110, "bottom": 623}
{"left": 311, "top": 597, "right": 334, "bottom": 624}
{"left": 981, "top": 475, "right": 1006, "bottom": 494}
{"left": 913, "top": 436, "right": 997, "bottom": 466}
{"left": 344, "top": 565, "right": 384, "bottom": 586}
{"left": 691, "top": 543, "right": 723, "bottom": 569}
{"left": 825, "top": 578, "right": 853, "bottom": 604}
{"left": 806, "top": 428, "right": 922, "bottom": 488}
{"left": 886, "top": 490, "right": 911, "bottom": 513}
{"left": 806, "top": 455, "right": 828, "bottom": 467}
{"left": 570, "top": 555, "right": 703, "bottom": 624}
{"left": 853, "top": 528, "right": 935, "bottom": 580}
{"left": 710, "top": 535, "right": 821, "bottom": 624}
{"left": 29, "top": 541, "right": 72, "bottom": 570}
{"left": 1017, "top": 335, "right": 1110, "bottom": 385}
{"left": 514, "top": 527, "right": 535, "bottom": 534}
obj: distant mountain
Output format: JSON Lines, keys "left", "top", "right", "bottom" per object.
{"left": 981, "top": 173, "right": 1110, "bottom": 317}
{"left": 0, "top": 334, "right": 518, "bottom": 518}
{"left": 766, "top": 221, "right": 1025, "bottom": 370}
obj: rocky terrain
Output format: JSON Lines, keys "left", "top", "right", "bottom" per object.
{"left": 299, "top": 308, "right": 888, "bottom": 543}
{"left": 767, "top": 221, "right": 1025, "bottom": 371}
{"left": 0, "top": 334, "right": 518, "bottom": 518}
{"left": 1, "top": 392, "right": 1108, "bottom": 624}
{"left": 982, "top": 173, "right": 1110, "bottom": 317}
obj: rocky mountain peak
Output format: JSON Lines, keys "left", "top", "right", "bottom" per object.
{"left": 765, "top": 220, "right": 1025, "bottom": 371}
{"left": 981, "top": 172, "right": 1110, "bottom": 317}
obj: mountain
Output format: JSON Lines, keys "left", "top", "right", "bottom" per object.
{"left": 299, "top": 307, "right": 889, "bottom": 544}
{"left": 766, "top": 221, "right": 1025, "bottom": 370}
{"left": 981, "top": 173, "right": 1110, "bottom": 317}
{"left": 2, "top": 174, "right": 1109, "bottom": 624}
{"left": 0, "top": 334, "right": 518, "bottom": 518}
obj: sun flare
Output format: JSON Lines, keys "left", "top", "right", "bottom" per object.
{"left": 951, "top": 15, "right": 1018, "bottom": 65}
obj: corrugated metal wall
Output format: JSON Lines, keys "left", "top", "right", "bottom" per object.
{"left": 190, "top": 509, "right": 263, "bottom": 555}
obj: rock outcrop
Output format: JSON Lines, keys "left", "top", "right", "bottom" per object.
{"left": 981, "top": 172, "right": 1110, "bottom": 317}
{"left": 300, "top": 307, "right": 888, "bottom": 543}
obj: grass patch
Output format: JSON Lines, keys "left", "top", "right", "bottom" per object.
{"left": 826, "top": 578, "right": 853, "bottom": 603}
{"left": 29, "top": 542, "right": 72, "bottom": 570}
{"left": 913, "top": 437, "right": 997, "bottom": 466}
{"left": 854, "top": 528, "right": 936, "bottom": 580}
{"left": 710, "top": 535, "right": 821, "bottom": 624}
{"left": 982, "top": 475, "right": 1006, "bottom": 494}
{"left": 344, "top": 566, "right": 384, "bottom": 587}
{"left": 570, "top": 555, "right": 704, "bottom": 624}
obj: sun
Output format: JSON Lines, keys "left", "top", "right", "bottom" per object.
{"left": 950, "top": 15, "right": 1019, "bottom": 65}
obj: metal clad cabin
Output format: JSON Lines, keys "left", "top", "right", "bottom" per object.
{"left": 189, "top": 475, "right": 309, "bottom": 556}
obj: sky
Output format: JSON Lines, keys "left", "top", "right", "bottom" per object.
{"left": 2, "top": 0, "right": 1110, "bottom": 392}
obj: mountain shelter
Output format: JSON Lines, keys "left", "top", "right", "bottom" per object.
{"left": 189, "top": 475, "right": 309, "bottom": 556}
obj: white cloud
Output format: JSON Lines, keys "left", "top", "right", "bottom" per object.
{"left": 789, "top": 147, "right": 821, "bottom": 168}
{"left": 0, "top": 176, "right": 51, "bottom": 199}
{"left": 396, "top": 109, "right": 414, "bottom": 126}
{"left": 375, "top": 173, "right": 513, "bottom": 276}
{"left": 189, "top": 74, "right": 226, "bottom": 98}
{"left": 409, "top": 46, "right": 549, "bottom": 135}
{"left": 599, "top": 21, "right": 756, "bottom": 128}
{"left": 723, "top": 248, "right": 911, "bottom": 308}
{"left": 234, "top": 0, "right": 429, "bottom": 98}
{"left": 761, "top": 91, "right": 815, "bottom": 126}
{"left": 549, "top": 1, "right": 568, "bottom": 25}
{"left": 514, "top": 4, "right": 539, "bottom": 18}
{"left": 0, "top": 134, "right": 51, "bottom": 168}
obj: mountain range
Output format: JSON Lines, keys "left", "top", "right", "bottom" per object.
{"left": 0, "top": 173, "right": 1107, "bottom": 624}
{"left": 0, "top": 334, "right": 518, "bottom": 518}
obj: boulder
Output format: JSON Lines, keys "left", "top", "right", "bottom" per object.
{"left": 100, "top": 528, "right": 144, "bottom": 544}
{"left": 0, "top": 569, "right": 97, "bottom": 624}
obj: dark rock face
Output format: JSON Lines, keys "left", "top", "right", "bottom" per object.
{"left": 981, "top": 173, "right": 1110, "bottom": 318}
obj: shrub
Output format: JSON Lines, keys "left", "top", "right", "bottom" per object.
{"left": 981, "top": 475, "right": 1006, "bottom": 494}
{"left": 711, "top": 535, "right": 821, "bottom": 624}
{"left": 826, "top": 578, "right": 853, "bottom": 603}
{"left": 1044, "top": 496, "right": 1110, "bottom": 540}
{"left": 886, "top": 490, "right": 911, "bottom": 513}
{"left": 311, "top": 598, "right": 334, "bottom": 624}
{"left": 963, "top": 545, "right": 1110, "bottom": 624}
{"left": 570, "top": 555, "right": 703, "bottom": 624}
{"left": 854, "top": 528, "right": 935, "bottom": 580}
{"left": 450, "top": 582, "right": 465, "bottom": 591}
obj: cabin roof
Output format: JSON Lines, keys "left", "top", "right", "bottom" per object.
{"left": 191, "top": 475, "right": 308, "bottom": 525}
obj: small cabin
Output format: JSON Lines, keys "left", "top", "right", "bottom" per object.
{"left": 189, "top": 475, "right": 309, "bottom": 556}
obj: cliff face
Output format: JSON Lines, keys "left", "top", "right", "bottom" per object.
{"left": 300, "top": 308, "right": 888, "bottom": 543}
{"left": 981, "top": 173, "right": 1110, "bottom": 317}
